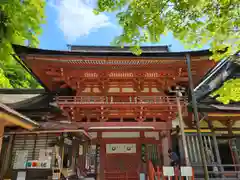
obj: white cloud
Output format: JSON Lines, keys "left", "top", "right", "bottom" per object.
{"left": 50, "top": 0, "right": 112, "bottom": 42}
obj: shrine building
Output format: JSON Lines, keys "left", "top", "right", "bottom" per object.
{"left": 0, "top": 44, "right": 216, "bottom": 180}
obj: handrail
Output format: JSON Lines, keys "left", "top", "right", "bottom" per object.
{"left": 156, "top": 166, "right": 161, "bottom": 180}
{"left": 191, "top": 164, "right": 240, "bottom": 178}
{"left": 148, "top": 160, "right": 156, "bottom": 180}
{"left": 148, "top": 161, "right": 162, "bottom": 180}
{"left": 57, "top": 96, "right": 187, "bottom": 105}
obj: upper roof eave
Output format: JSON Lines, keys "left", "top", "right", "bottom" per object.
{"left": 11, "top": 44, "right": 213, "bottom": 93}
{"left": 69, "top": 44, "right": 170, "bottom": 52}
{"left": 12, "top": 44, "right": 212, "bottom": 58}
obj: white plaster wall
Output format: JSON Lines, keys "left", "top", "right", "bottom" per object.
{"left": 106, "top": 144, "right": 136, "bottom": 154}
{"left": 108, "top": 88, "right": 120, "bottom": 92}
{"left": 122, "top": 88, "right": 135, "bottom": 92}
{"left": 102, "top": 132, "right": 140, "bottom": 138}
{"left": 144, "top": 131, "right": 159, "bottom": 140}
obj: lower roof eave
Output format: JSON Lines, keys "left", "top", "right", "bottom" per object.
{"left": 0, "top": 103, "right": 39, "bottom": 130}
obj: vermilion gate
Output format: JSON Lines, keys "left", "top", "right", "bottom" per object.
{"left": 103, "top": 139, "right": 140, "bottom": 180}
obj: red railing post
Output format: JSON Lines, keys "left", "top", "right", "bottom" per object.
{"left": 148, "top": 160, "right": 154, "bottom": 180}
{"left": 191, "top": 168, "right": 195, "bottom": 180}
{"left": 156, "top": 166, "right": 162, "bottom": 180}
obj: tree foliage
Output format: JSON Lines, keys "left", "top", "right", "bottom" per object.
{"left": 0, "top": 0, "right": 45, "bottom": 88}
{"left": 95, "top": 0, "right": 240, "bottom": 60}
{"left": 211, "top": 78, "right": 240, "bottom": 104}
{"left": 95, "top": 0, "right": 240, "bottom": 104}
{"left": 211, "top": 55, "right": 240, "bottom": 104}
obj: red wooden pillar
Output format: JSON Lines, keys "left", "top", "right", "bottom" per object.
{"left": 139, "top": 131, "right": 146, "bottom": 174}
{"left": 162, "top": 136, "right": 169, "bottom": 165}
{"left": 98, "top": 131, "right": 105, "bottom": 180}
{"left": 167, "top": 121, "right": 172, "bottom": 149}
{"left": 158, "top": 131, "right": 163, "bottom": 165}
{"left": 162, "top": 122, "right": 171, "bottom": 166}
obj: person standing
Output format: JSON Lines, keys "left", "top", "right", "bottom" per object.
{"left": 168, "top": 149, "right": 180, "bottom": 167}
{"left": 168, "top": 149, "right": 180, "bottom": 178}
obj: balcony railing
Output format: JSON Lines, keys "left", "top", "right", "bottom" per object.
{"left": 56, "top": 96, "right": 187, "bottom": 105}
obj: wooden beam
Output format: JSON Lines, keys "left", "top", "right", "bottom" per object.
{"left": 79, "top": 122, "right": 169, "bottom": 130}
{"left": 208, "top": 113, "right": 240, "bottom": 117}
{"left": 26, "top": 55, "right": 196, "bottom": 61}
{"left": 208, "top": 116, "right": 240, "bottom": 121}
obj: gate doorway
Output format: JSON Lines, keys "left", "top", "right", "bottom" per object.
{"left": 218, "top": 138, "right": 235, "bottom": 171}
{"left": 104, "top": 142, "right": 140, "bottom": 180}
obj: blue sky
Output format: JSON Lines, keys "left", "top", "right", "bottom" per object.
{"left": 39, "top": 0, "right": 206, "bottom": 52}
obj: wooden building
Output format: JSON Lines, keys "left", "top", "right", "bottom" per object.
{"left": 0, "top": 89, "right": 91, "bottom": 180}
{"left": 0, "top": 101, "right": 39, "bottom": 152}
{"left": 0, "top": 101, "right": 39, "bottom": 179}
{"left": 1, "top": 44, "right": 217, "bottom": 179}
{"left": 183, "top": 55, "right": 240, "bottom": 177}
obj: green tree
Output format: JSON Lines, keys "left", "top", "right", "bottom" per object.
{"left": 210, "top": 55, "right": 240, "bottom": 104}
{"left": 95, "top": 0, "right": 240, "bottom": 104}
{"left": 211, "top": 78, "right": 240, "bottom": 104}
{"left": 0, "top": 0, "right": 45, "bottom": 88}
{"left": 95, "top": 0, "right": 240, "bottom": 59}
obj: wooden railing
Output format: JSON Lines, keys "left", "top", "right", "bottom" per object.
{"left": 148, "top": 160, "right": 155, "bottom": 180}
{"left": 148, "top": 160, "right": 161, "bottom": 180}
{"left": 57, "top": 96, "right": 187, "bottom": 105}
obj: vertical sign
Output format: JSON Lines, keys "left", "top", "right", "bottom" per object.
{"left": 79, "top": 145, "right": 83, "bottom": 155}
{"left": 39, "top": 149, "right": 53, "bottom": 161}
{"left": 13, "top": 150, "right": 28, "bottom": 169}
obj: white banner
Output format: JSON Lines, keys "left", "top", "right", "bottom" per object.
{"left": 39, "top": 148, "right": 53, "bottom": 161}
{"left": 13, "top": 150, "right": 28, "bottom": 169}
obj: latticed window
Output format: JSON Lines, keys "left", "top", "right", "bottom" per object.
{"left": 11, "top": 134, "right": 57, "bottom": 169}
{"left": 146, "top": 144, "right": 162, "bottom": 167}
